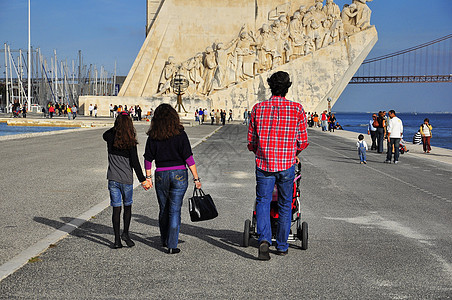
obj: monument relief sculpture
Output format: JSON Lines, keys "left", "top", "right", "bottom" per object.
{"left": 153, "top": 0, "right": 375, "bottom": 98}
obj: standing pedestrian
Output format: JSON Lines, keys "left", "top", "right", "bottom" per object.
{"left": 368, "top": 113, "right": 378, "bottom": 150}
{"left": 247, "top": 71, "right": 309, "bottom": 260}
{"left": 221, "top": 109, "right": 226, "bottom": 125}
{"left": 89, "top": 104, "right": 94, "bottom": 116}
{"left": 109, "top": 104, "right": 114, "bottom": 117}
{"left": 357, "top": 134, "right": 368, "bottom": 164}
{"left": 198, "top": 108, "right": 203, "bottom": 124}
{"left": 420, "top": 118, "right": 432, "bottom": 153}
{"left": 67, "top": 104, "right": 72, "bottom": 120}
{"left": 210, "top": 109, "right": 215, "bottom": 125}
{"left": 49, "top": 104, "right": 55, "bottom": 118}
{"left": 143, "top": 104, "right": 202, "bottom": 254}
{"left": 72, "top": 105, "right": 77, "bottom": 119}
{"left": 103, "top": 112, "right": 150, "bottom": 249}
{"left": 385, "top": 110, "right": 403, "bottom": 164}
{"left": 376, "top": 111, "right": 386, "bottom": 153}
{"left": 94, "top": 104, "right": 98, "bottom": 118}
{"left": 243, "top": 109, "right": 248, "bottom": 125}
{"left": 228, "top": 109, "right": 233, "bottom": 122}
{"left": 136, "top": 105, "right": 142, "bottom": 121}
{"left": 321, "top": 110, "right": 328, "bottom": 131}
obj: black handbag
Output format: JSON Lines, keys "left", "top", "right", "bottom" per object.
{"left": 188, "top": 188, "right": 218, "bottom": 222}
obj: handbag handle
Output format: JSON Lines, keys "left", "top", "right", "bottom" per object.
{"left": 193, "top": 187, "right": 205, "bottom": 197}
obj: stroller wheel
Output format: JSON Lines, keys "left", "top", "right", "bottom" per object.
{"left": 301, "top": 222, "right": 308, "bottom": 250}
{"left": 243, "top": 219, "right": 251, "bottom": 247}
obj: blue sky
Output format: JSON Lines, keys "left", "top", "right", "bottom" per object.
{"left": 1, "top": 0, "right": 451, "bottom": 112}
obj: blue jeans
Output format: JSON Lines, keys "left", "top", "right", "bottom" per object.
{"left": 376, "top": 128, "right": 385, "bottom": 153}
{"left": 358, "top": 148, "right": 367, "bottom": 162}
{"left": 255, "top": 165, "right": 295, "bottom": 252}
{"left": 386, "top": 138, "right": 401, "bottom": 162}
{"left": 108, "top": 180, "right": 133, "bottom": 207}
{"left": 321, "top": 120, "right": 328, "bottom": 131}
{"left": 154, "top": 169, "right": 188, "bottom": 249}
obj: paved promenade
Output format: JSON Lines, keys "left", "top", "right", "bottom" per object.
{"left": 0, "top": 121, "right": 451, "bottom": 299}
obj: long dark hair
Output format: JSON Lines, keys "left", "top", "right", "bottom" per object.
{"left": 113, "top": 113, "right": 138, "bottom": 149}
{"left": 147, "top": 104, "right": 184, "bottom": 140}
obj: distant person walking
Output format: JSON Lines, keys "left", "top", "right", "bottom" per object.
{"left": 357, "top": 134, "right": 368, "bottom": 164}
{"left": 228, "top": 109, "right": 233, "bottom": 122}
{"left": 420, "top": 118, "right": 433, "bottom": 153}
{"left": 103, "top": 112, "right": 150, "bottom": 249}
{"left": 144, "top": 104, "right": 202, "bottom": 254}
{"left": 94, "top": 104, "right": 98, "bottom": 118}
{"left": 367, "top": 113, "right": 378, "bottom": 150}
{"left": 247, "top": 71, "right": 309, "bottom": 260}
{"left": 385, "top": 110, "right": 403, "bottom": 164}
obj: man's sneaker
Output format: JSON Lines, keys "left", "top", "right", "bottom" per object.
{"left": 394, "top": 161, "right": 399, "bottom": 164}
{"left": 384, "top": 160, "right": 391, "bottom": 164}
{"left": 258, "top": 241, "right": 270, "bottom": 261}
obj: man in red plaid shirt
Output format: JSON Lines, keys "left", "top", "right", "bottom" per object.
{"left": 247, "top": 71, "right": 308, "bottom": 260}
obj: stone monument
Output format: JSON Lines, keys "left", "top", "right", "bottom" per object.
{"left": 79, "top": 0, "right": 377, "bottom": 117}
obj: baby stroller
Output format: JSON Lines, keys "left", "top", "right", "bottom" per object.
{"left": 243, "top": 162, "right": 308, "bottom": 250}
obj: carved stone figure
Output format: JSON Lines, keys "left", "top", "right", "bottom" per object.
{"left": 256, "top": 23, "right": 275, "bottom": 72}
{"left": 156, "top": 56, "right": 177, "bottom": 95}
{"left": 342, "top": 4, "right": 359, "bottom": 35}
{"left": 304, "top": 6, "right": 323, "bottom": 51}
{"left": 235, "top": 31, "right": 256, "bottom": 82}
{"left": 323, "top": 0, "right": 341, "bottom": 20}
{"left": 289, "top": 11, "right": 305, "bottom": 59}
{"left": 212, "top": 38, "right": 237, "bottom": 91}
{"left": 202, "top": 46, "right": 217, "bottom": 95}
{"left": 353, "top": 0, "right": 373, "bottom": 31}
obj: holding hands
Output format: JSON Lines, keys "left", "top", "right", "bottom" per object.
{"left": 141, "top": 180, "right": 151, "bottom": 190}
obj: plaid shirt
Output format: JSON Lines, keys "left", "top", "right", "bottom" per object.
{"left": 247, "top": 96, "right": 309, "bottom": 172}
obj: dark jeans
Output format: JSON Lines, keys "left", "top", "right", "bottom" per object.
{"left": 376, "top": 128, "right": 385, "bottom": 153}
{"left": 154, "top": 169, "right": 188, "bottom": 249}
{"left": 370, "top": 130, "right": 377, "bottom": 150}
{"left": 386, "top": 138, "right": 401, "bottom": 162}
{"left": 255, "top": 165, "right": 295, "bottom": 252}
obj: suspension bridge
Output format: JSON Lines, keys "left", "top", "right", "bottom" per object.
{"left": 350, "top": 34, "right": 452, "bottom": 84}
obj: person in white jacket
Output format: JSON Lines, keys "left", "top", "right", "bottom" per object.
{"left": 385, "top": 110, "right": 403, "bottom": 164}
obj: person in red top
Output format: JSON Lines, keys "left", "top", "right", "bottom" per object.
{"left": 247, "top": 71, "right": 308, "bottom": 260}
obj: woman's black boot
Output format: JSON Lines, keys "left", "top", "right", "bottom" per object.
{"left": 122, "top": 205, "right": 135, "bottom": 247}
{"left": 112, "top": 207, "right": 123, "bottom": 249}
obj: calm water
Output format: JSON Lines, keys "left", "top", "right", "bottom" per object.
{"left": 0, "top": 122, "right": 74, "bottom": 136}
{"left": 333, "top": 113, "right": 452, "bottom": 150}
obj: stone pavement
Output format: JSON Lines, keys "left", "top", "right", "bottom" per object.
{"left": 0, "top": 123, "right": 451, "bottom": 299}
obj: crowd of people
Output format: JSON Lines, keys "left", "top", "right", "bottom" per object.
{"left": 194, "top": 108, "right": 234, "bottom": 126}
{"left": 41, "top": 102, "right": 78, "bottom": 119}
{"left": 306, "top": 111, "right": 343, "bottom": 131}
